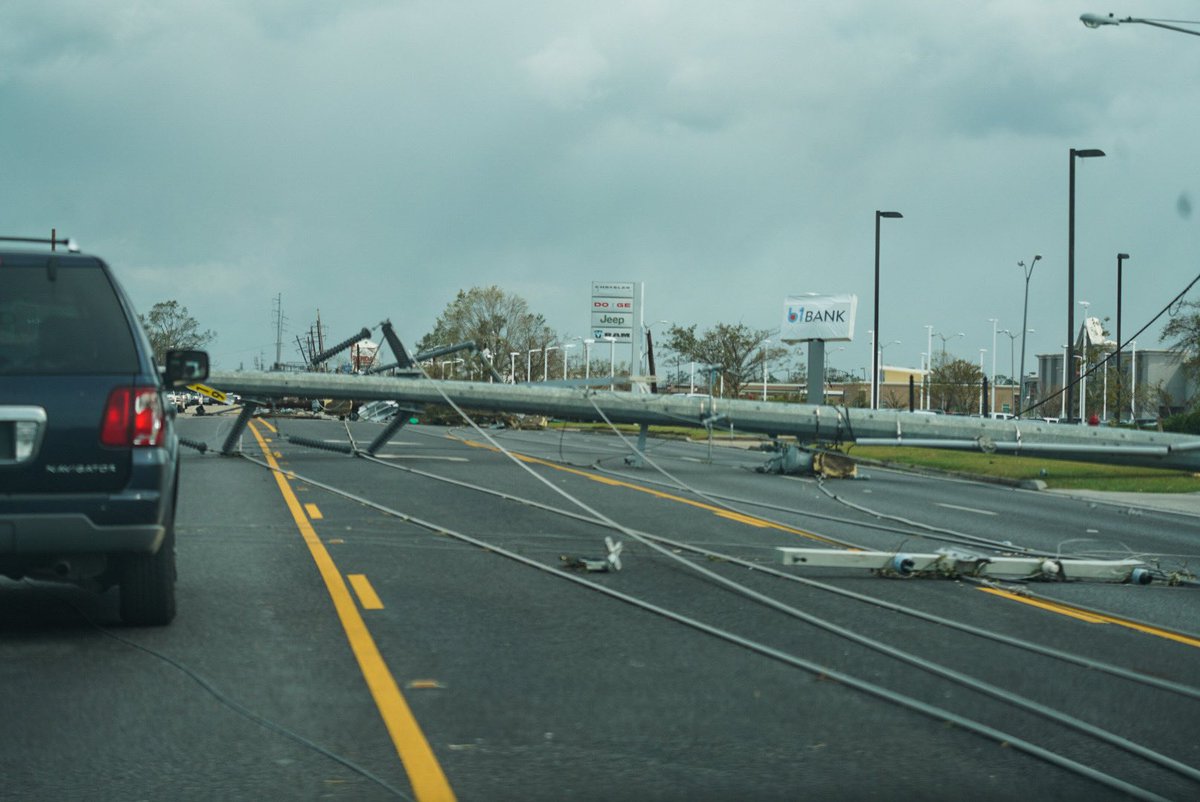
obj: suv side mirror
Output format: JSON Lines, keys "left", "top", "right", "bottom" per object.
{"left": 163, "top": 350, "right": 209, "bottom": 386}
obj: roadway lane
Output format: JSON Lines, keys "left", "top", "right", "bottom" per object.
{"left": 255, "top": 418, "right": 1200, "bottom": 799}
{"left": 0, "top": 431, "right": 414, "bottom": 799}
{"left": 3, "top": 413, "right": 1198, "bottom": 801}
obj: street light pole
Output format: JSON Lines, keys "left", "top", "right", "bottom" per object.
{"left": 876, "top": 339, "right": 900, "bottom": 407}
{"left": 988, "top": 318, "right": 999, "bottom": 409}
{"left": 562, "top": 343, "right": 576, "bottom": 380}
{"left": 1079, "top": 300, "right": 1090, "bottom": 421}
{"left": 873, "top": 210, "right": 903, "bottom": 409}
{"left": 543, "top": 345, "right": 559, "bottom": 382}
{"left": 979, "top": 348, "right": 987, "bottom": 415}
{"left": 1061, "top": 344, "right": 1069, "bottom": 419}
{"left": 1067, "top": 148, "right": 1105, "bottom": 424}
{"left": 603, "top": 336, "right": 616, "bottom": 391}
{"left": 999, "top": 328, "right": 1028, "bottom": 414}
{"left": 1116, "top": 253, "right": 1130, "bottom": 421}
{"left": 1131, "top": 340, "right": 1138, "bottom": 420}
{"left": 527, "top": 348, "right": 540, "bottom": 383}
{"left": 924, "top": 324, "right": 933, "bottom": 410}
{"left": 1016, "top": 254, "right": 1041, "bottom": 417}
{"left": 509, "top": 351, "right": 519, "bottom": 383}
{"left": 761, "top": 338, "right": 770, "bottom": 401}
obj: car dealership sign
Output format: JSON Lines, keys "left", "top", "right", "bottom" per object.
{"left": 780, "top": 294, "right": 857, "bottom": 343}
{"left": 591, "top": 281, "right": 636, "bottom": 343}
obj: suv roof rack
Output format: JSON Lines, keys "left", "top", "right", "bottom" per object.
{"left": 0, "top": 234, "right": 80, "bottom": 252}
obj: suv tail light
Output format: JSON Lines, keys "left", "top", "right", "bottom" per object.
{"left": 101, "top": 387, "right": 165, "bottom": 447}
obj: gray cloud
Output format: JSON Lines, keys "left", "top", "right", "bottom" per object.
{"left": 2, "top": 0, "right": 1198, "bottom": 374}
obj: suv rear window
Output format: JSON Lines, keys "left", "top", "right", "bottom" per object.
{"left": 0, "top": 255, "right": 138, "bottom": 376}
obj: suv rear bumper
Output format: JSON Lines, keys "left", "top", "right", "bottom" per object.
{"left": 0, "top": 487, "right": 169, "bottom": 556}
{"left": 0, "top": 515, "right": 165, "bottom": 555}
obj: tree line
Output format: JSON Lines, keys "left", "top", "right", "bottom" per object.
{"left": 140, "top": 288, "right": 1200, "bottom": 421}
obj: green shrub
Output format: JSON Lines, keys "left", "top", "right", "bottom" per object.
{"left": 1162, "top": 408, "right": 1200, "bottom": 434}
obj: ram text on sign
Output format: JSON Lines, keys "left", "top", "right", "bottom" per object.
{"left": 780, "top": 294, "right": 857, "bottom": 343}
{"left": 593, "top": 329, "right": 633, "bottom": 342}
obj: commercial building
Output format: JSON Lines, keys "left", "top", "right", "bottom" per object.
{"left": 1030, "top": 347, "right": 1194, "bottom": 421}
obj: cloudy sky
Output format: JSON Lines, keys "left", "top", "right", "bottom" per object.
{"left": 4, "top": 1, "right": 1199, "bottom": 379}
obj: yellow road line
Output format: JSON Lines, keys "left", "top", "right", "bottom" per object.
{"left": 248, "top": 421, "right": 455, "bottom": 802}
{"left": 460, "top": 438, "right": 842, "bottom": 546}
{"left": 977, "top": 587, "right": 1200, "bottom": 647}
{"left": 348, "top": 574, "right": 385, "bottom": 610}
{"left": 304, "top": 503, "right": 323, "bottom": 520}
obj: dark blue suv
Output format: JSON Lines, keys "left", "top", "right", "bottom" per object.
{"left": 0, "top": 239, "right": 208, "bottom": 625}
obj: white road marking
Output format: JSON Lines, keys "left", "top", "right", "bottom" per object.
{"left": 373, "top": 455, "right": 468, "bottom": 462}
{"left": 936, "top": 502, "right": 998, "bottom": 516}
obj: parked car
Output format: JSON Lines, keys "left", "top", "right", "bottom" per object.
{"left": 0, "top": 237, "right": 208, "bottom": 624}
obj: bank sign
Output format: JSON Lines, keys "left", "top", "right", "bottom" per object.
{"left": 780, "top": 294, "right": 857, "bottom": 343}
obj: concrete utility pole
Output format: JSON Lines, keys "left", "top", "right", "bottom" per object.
{"left": 272, "top": 294, "right": 285, "bottom": 370}
{"left": 209, "top": 368, "right": 1200, "bottom": 472}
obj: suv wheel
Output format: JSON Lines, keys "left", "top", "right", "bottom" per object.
{"left": 118, "top": 527, "right": 177, "bottom": 625}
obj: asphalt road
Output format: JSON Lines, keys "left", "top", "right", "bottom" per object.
{"left": 3, "top": 412, "right": 1199, "bottom": 801}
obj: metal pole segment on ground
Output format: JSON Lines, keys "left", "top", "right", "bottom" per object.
{"left": 206, "top": 369, "right": 1200, "bottom": 472}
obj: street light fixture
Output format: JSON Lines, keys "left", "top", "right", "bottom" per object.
{"left": 1081, "top": 13, "right": 1200, "bottom": 36}
{"left": 932, "top": 330, "right": 964, "bottom": 359}
{"left": 1067, "top": 147, "right": 1105, "bottom": 423}
{"left": 1016, "top": 254, "right": 1041, "bottom": 417}
{"left": 873, "top": 210, "right": 903, "bottom": 409}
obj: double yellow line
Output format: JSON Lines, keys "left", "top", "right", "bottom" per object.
{"left": 459, "top": 439, "right": 848, "bottom": 546}
{"left": 978, "top": 587, "right": 1200, "bottom": 648}
{"left": 460, "top": 438, "right": 1200, "bottom": 649}
{"left": 248, "top": 420, "right": 455, "bottom": 802}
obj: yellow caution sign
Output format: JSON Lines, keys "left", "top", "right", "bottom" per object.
{"left": 187, "top": 383, "right": 228, "bottom": 404}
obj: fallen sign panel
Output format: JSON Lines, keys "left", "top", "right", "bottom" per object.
{"left": 777, "top": 547, "right": 1150, "bottom": 583}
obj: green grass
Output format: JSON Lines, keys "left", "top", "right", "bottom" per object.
{"left": 840, "top": 445, "right": 1199, "bottom": 493}
{"left": 548, "top": 421, "right": 1199, "bottom": 493}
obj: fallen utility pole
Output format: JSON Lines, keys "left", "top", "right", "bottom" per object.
{"left": 205, "top": 370, "right": 1200, "bottom": 472}
{"left": 778, "top": 547, "right": 1152, "bottom": 584}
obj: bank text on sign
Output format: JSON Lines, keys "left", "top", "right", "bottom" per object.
{"left": 780, "top": 294, "right": 857, "bottom": 343}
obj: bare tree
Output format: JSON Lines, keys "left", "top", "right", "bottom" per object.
{"left": 929, "top": 355, "right": 982, "bottom": 414}
{"left": 664, "top": 323, "right": 787, "bottom": 398}
{"left": 138, "top": 300, "right": 214, "bottom": 364}
{"left": 1160, "top": 300, "right": 1200, "bottom": 405}
{"left": 417, "top": 286, "right": 556, "bottom": 379}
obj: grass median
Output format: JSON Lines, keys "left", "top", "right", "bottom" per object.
{"left": 548, "top": 421, "right": 1199, "bottom": 493}
{"left": 839, "top": 445, "right": 1199, "bottom": 493}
